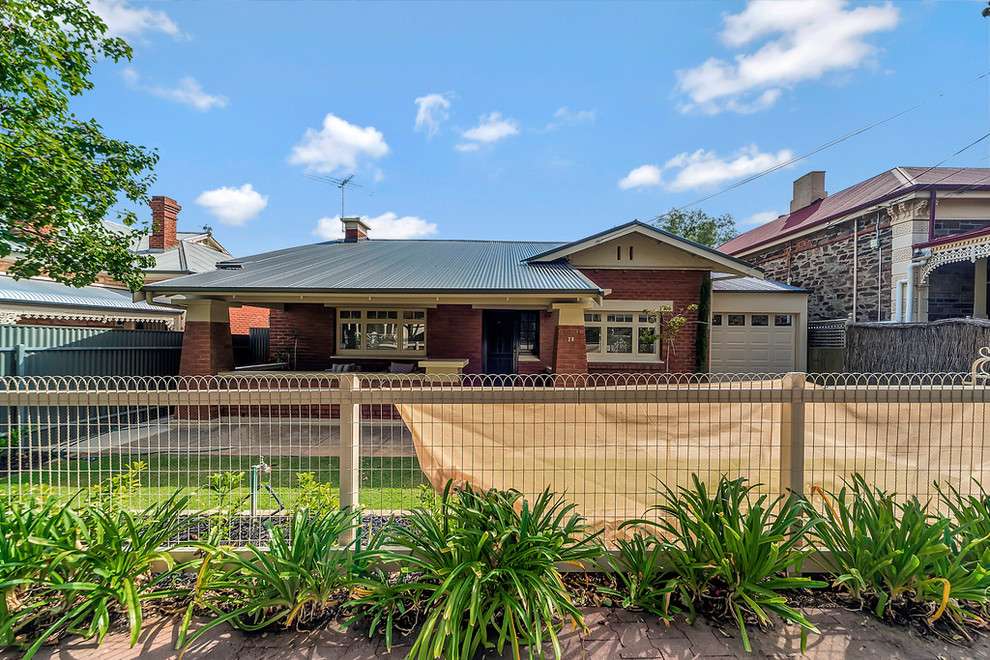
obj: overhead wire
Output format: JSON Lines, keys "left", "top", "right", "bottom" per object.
{"left": 651, "top": 70, "right": 990, "bottom": 222}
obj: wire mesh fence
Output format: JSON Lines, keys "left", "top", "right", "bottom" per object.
{"left": 0, "top": 370, "right": 988, "bottom": 545}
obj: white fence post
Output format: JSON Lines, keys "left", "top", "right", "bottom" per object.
{"left": 779, "top": 372, "right": 806, "bottom": 498}
{"left": 338, "top": 374, "right": 362, "bottom": 544}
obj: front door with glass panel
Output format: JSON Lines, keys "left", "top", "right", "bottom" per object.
{"left": 483, "top": 311, "right": 518, "bottom": 374}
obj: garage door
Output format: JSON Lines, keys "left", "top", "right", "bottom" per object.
{"left": 709, "top": 312, "right": 795, "bottom": 373}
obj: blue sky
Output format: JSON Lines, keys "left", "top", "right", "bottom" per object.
{"left": 81, "top": 0, "right": 989, "bottom": 257}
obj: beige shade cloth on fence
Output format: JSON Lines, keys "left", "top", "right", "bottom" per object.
{"left": 396, "top": 387, "right": 990, "bottom": 540}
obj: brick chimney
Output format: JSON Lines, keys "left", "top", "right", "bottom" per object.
{"left": 342, "top": 217, "right": 371, "bottom": 243}
{"left": 149, "top": 196, "right": 181, "bottom": 250}
{"left": 790, "top": 171, "right": 827, "bottom": 213}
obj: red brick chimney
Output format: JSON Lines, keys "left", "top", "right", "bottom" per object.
{"left": 149, "top": 196, "right": 181, "bottom": 250}
{"left": 342, "top": 217, "right": 371, "bottom": 243}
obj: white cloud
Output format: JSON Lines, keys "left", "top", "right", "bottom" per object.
{"left": 456, "top": 112, "right": 519, "bottom": 151}
{"left": 662, "top": 145, "right": 794, "bottom": 192}
{"left": 122, "top": 68, "right": 227, "bottom": 111}
{"left": 677, "top": 0, "right": 899, "bottom": 114}
{"left": 619, "top": 165, "right": 663, "bottom": 190}
{"left": 620, "top": 145, "right": 793, "bottom": 193}
{"left": 545, "top": 107, "right": 596, "bottom": 131}
{"left": 414, "top": 93, "right": 452, "bottom": 138}
{"left": 195, "top": 184, "right": 268, "bottom": 226}
{"left": 88, "top": 0, "right": 181, "bottom": 38}
{"left": 288, "top": 113, "right": 390, "bottom": 174}
{"left": 740, "top": 210, "right": 781, "bottom": 227}
{"left": 313, "top": 213, "right": 438, "bottom": 240}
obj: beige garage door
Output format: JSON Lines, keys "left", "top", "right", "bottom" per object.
{"left": 709, "top": 312, "right": 796, "bottom": 373}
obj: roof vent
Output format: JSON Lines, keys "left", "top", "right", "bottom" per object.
{"left": 215, "top": 261, "right": 244, "bottom": 270}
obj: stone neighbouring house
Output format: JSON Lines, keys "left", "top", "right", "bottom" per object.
{"left": 143, "top": 219, "right": 807, "bottom": 377}
{"left": 720, "top": 168, "right": 990, "bottom": 323}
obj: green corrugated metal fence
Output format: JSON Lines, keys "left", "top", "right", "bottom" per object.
{"left": 0, "top": 325, "right": 182, "bottom": 377}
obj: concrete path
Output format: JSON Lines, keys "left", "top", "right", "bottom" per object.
{"left": 66, "top": 419, "right": 415, "bottom": 458}
{"left": 13, "top": 606, "right": 990, "bottom": 660}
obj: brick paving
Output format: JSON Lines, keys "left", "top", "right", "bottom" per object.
{"left": 11, "top": 606, "right": 990, "bottom": 660}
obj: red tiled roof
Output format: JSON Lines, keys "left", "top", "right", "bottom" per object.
{"left": 719, "top": 167, "right": 990, "bottom": 255}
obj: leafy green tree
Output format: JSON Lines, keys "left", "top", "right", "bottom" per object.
{"left": 656, "top": 208, "right": 738, "bottom": 248}
{"left": 1, "top": 0, "right": 158, "bottom": 291}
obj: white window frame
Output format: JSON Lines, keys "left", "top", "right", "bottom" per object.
{"left": 584, "top": 300, "right": 671, "bottom": 363}
{"left": 336, "top": 308, "right": 427, "bottom": 357}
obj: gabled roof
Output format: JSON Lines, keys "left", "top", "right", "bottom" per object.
{"left": 103, "top": 221, "right": 233, "bottom": 274}
{"left": 525, "top": 220, "right": 763, "bottom": 278}
{"left": 720, "top": 167, "right": 990, "bottom": 256}
{"left": 144, "top": 240, "right": 603, "bottom": 295}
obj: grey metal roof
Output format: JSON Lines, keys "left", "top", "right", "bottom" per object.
{"left": 140, "top": 240, "right": 234, "bottom": 273}
{"left": 145, "top": 240, "right": 602, "bottom": 294}
{"left": 711, "top": 275, "right": 806, "bottom": 293}
{"left": 102, "top": 221, "right": 233, "bottom": 274}
{"left": 0, "top": 276, "right": 177, "bottom": 314}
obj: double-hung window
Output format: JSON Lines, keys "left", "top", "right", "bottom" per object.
{"left": 337, "top": 309, "right": 427, "bottom": 355}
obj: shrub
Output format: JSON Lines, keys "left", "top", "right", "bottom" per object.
{"left": 295, "top": 472, "right": 339, "bottom": 513}
{"left": 177, "top": 507, "right": 365, "bottom": 653}
{"left": 0, "top": 496, "right": 81, "bottom": 647}
{"left": 88, "top": 460, "right": 147, "bottom": 511}
{"left": 203, "top": 470, "right": 245, "bottom": 541}
{"left": 348, "top": 482, "right": 601, "bottom": 660}
{"left": 640, "top": 474, "right": 825, "bottom": 652}
{"left": 598, "top": 532, "right": 678, "bottom": 619}
{"left": 3, "top": 492, "right": 198, "bottom": 659}
{"left": 811, "top": 474, "right": 982, "bottom": 625}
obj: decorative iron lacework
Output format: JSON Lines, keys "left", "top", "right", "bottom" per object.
{"left": 920, "top": 241, "right": 990, "bottom": 284}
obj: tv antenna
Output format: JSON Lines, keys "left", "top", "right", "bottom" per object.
{"left": 304, "top": 173, "right": 374, "bottom": 217}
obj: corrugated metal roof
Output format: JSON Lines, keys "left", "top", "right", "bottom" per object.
{"left": 143, "top": 240, "right": 234, "bottom": 273}
{"left": 711, "top": 275, "right": 806, "bottom": 293}
{"left": 720, "top": 167, "right": 990, "bottom": 255}
{"left": 0, "top": 276, "right": 176, "bottom": 314}
{"left": 102, "top": 220, "right": 233, "bottom": 273}
{"left": 145, "top": 240, "right": 602, "bottom": 294}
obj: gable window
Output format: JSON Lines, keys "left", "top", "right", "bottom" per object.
{"left": 584, "top": 310, "right": 659, "bottom": 360}
{"left": 337, "top": 309, "right": 427, "bottom": 355}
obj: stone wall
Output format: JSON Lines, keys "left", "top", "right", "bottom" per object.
{"left": 742, "top": 215, "right": 892, "bottom": 323}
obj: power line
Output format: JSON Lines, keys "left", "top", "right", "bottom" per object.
{"left": 651, "top": 70, "right": 990, "bottom": 223}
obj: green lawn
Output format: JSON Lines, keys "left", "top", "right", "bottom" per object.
{"left": 0, "top": 454, "right": 428, "bottom": 512}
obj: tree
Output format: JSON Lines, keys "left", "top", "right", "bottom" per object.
{"left": 1, "top": 0, "right": 158, "bottom": 291}
{"left": 655, "top": 208, "right": 738, "bottom": 248}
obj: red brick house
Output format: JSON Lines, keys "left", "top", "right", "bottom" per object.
{"left": 143, "top": 219, "right": 806, "bottom": 376}
{"left": 0, "top": 196, "right": 270, "bottom": 334}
